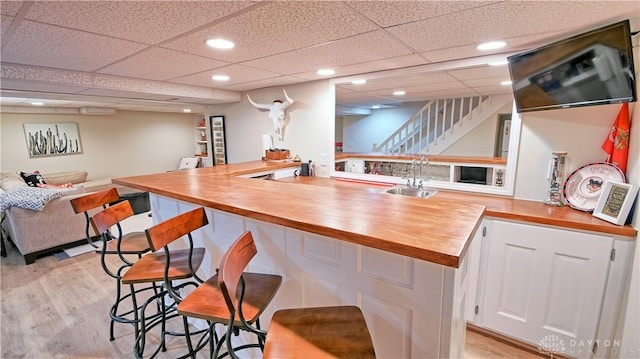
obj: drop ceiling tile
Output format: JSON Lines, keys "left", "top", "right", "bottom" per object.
{"left": 24, "top": 1, "right": 256, "bottom": 44}
{"left": 461, "top": 77, "right": 510, "bottom": 88}
{"left": 295, "top": 54, "right": 427, "bottom": 81}
{"left": 449, "top": 66, "right": 510, "bottom": 81}
{"left": 2, "top": 20, "right": 146, "bottom": 71}
{"left": 340, "top": 71, "right": 459, "bottom": 93}
{"left": 171, "top": 64, "right": 281, "bottom": 88}
{"left": 346, "top": 1, "right": 498, "bottom": 28}
{"left": 162, "top": 1, "right": 378, "bottom": 62}
{"left": 1, "top": 15, "right": 14, "bottom": 37}
{"left": 1, "top": 1, "right": 24, "bottom": 16}
{"left": 420, "top": 32, "right": 566, "bottom": 64}
{"left": 471, "top": 85, "right": 514, "bottom": 95}
{"left": 387, "top": 1, "right": 640, "bottom": 53}
{"left": 243, "top": 30, "right": 414, "bottom": 75}
{"left": 98, "top": 47, "right": 228, "bottom": 81}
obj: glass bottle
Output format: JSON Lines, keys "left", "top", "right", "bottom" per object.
{"left": 544, "top": 151, "right": 568, "bottom": 206}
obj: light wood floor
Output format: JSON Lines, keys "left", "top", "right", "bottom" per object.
{"left": 1, "top": 242, "right": 548, "bottom": 358}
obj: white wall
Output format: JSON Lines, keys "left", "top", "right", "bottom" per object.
{"left": 442, "top": 102, "right": 512, "bottom": 157}
{"left": 513, "top": 103, "right": 634, "bottom": 202}
{"left": 0, "top": 110, "right": 196, "bottom": 179}
{"left": 342, "top": 102, "right": 424, "bottom": 153}
{"left": 205, "top": 80, "right": 334, "bottom": 177}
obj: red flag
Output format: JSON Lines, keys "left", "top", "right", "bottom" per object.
{"left": 602, "top": 103, "right": 630, "bottom": 174}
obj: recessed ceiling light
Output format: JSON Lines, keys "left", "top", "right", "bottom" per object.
{"left": 477, "top": 41, "right": 506, "bottom": 51}
{"left": 393, "top": 90, "right": 406, "bottom": 96}
{"left": 31, "top": 101, "right": 44, "bottom": 106}
{"left": 205, "top": 38, "right": 235, "bottom": 49}
{"left": 351, "top": 79, "right": 367, "bottom": 85}
{"left": 211, "top": 74, "right": 230, "bottom": 81}
{"left": 183, "top": 109, "right": 192, "bottom": 113}
{"left": 317, "top": 69, "right": 335, "bottom": 76}
{"left": 488, "top": 60, "right": 509, "bottom": 66}
{"left": 500, "top": 80, "right": 512, "bottom": 86}
{"left": 371, "top": 105, "right": 381, "bottom": 109}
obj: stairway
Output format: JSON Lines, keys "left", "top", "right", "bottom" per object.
{"left": 374, "top": 94, "right": 512, "bottom": 155}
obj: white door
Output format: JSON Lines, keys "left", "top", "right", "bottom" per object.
{"left": 500, "top": 119, "right": 511, "bottom": 157}
{"left": 480, "top": 220, "right": 612, "bottom": 358}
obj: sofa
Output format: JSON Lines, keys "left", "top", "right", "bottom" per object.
{"left": 0, "top": 171, "right": 114, "bottom": 264}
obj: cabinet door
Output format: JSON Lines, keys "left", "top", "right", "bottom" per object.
{"left": 481, "top": 220, "right": 612, "bottom": 358}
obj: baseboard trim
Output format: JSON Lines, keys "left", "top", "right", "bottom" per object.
{"left": 467, "top": 323, "right": 566, "bottom": 358}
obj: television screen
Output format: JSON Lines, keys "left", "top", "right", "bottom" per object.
{"left": 508, "top": 20, "right": 636, "bottom": 113}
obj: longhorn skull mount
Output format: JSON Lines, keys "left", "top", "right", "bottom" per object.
{"left": 247, "top": 89, "right": 294, "bottom": 141}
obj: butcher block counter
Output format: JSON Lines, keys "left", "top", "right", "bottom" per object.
{"left": 278, "top": 176, "right": 637, "bottom": 238}
{"left": 113, "top": 160, "right": 486, "bottom": 268}
{"left": 112, "top": 160, "right": 636, "bottom": 358}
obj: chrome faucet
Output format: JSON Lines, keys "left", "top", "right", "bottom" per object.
{"left": 418, "top": 156, "right": 429, "bottom": 189}
{"left": 403, "top": 156, "right": 429, "bottom": 189}
{"left": 412, "top": 159, "right": 417, "bottom": 186}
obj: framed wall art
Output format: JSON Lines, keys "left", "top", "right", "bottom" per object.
{"left": 209, "top": 115, "right": 227, "bottom": 165}
{"left": 592, "top": 180, "right": 638, "bottom": 225}
{"left": 23, "top": 122, "right": 83, "bottom": 158}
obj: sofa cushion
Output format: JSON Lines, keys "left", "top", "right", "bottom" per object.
{"left": 20, "top": 171, "right": 47, "bottom": 187}
{"left": 1, "top": 176, "right": 29, "bottom": 191}
{"left": 43, "top": 171, "right": 88, "bottom": 185}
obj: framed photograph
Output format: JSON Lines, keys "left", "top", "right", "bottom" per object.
{"left": 593, "top": 181, "right": 639, "bottom": 225}
{"left": 23, "top": 122, "right": 83, "bottom": 158}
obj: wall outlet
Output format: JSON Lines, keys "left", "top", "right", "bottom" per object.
{"left": 320, "top": 153, "right": 327, "bottom": 166}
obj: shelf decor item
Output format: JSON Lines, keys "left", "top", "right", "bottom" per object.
{"left": 23, "top": 122, "right": 83, "bottom": 158}
{"left": 593, "top": 181, "right": 638, "bottom": 225}
{"left": 247, "top": 89, "right": 294, "bottom": 142}
{"left": 563, "top": 162, "right": 625, "bottom": 212}
{"left": 544, "top": 151, "right": 568, "bottom": 206}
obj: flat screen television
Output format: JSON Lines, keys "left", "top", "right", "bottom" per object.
{"left": 507, "top": 20, "right": 636, "bottom": 113}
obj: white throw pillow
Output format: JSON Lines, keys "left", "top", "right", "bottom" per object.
{"left": 1, "top": 177, "right": 28, "bottom": 191}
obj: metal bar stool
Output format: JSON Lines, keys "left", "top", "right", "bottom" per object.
{"left": 121, "top": 206, "right": 209, "bottom": 358}
{"left": 263, "top": 305, "right": 376, "bottom": 358}
{"left": 70, "top": 188, "right": 152, "bottom": 341}
{"left": 177, "top": 230, "right": 282, "bottom": 359}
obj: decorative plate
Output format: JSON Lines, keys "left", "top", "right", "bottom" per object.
{"left": 563, "top": 162, "right": 625, "bottom": 212}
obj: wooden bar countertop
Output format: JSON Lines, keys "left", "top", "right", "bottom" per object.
{"left": 279, "top": 177, "right": 637, "bottom": 238}
{"left": 113, "top": 161, "right": 636, "bottom": 268}
{"left": 113, "top": 161, "right": 486, "bottom": 268}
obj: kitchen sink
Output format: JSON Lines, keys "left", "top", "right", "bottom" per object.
{"left": 380, "top": 186, "right": 438, "bottom": 199}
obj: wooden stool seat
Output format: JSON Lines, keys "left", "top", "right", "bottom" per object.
{"left": 263, "top": 305, "right": 376, "bottom": 359}
{"left": 101, "top": 232, "right": 151, "bottom": 255}
{"left": 121, "top": 247, "right": 206, "bottom": 284}
{"left": 178, "top": 271, "right": 282, "bottom": 325}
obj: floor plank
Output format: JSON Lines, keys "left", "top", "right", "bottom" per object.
{"left": 1, "top": 239, "right": 548, "bottom": 358}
